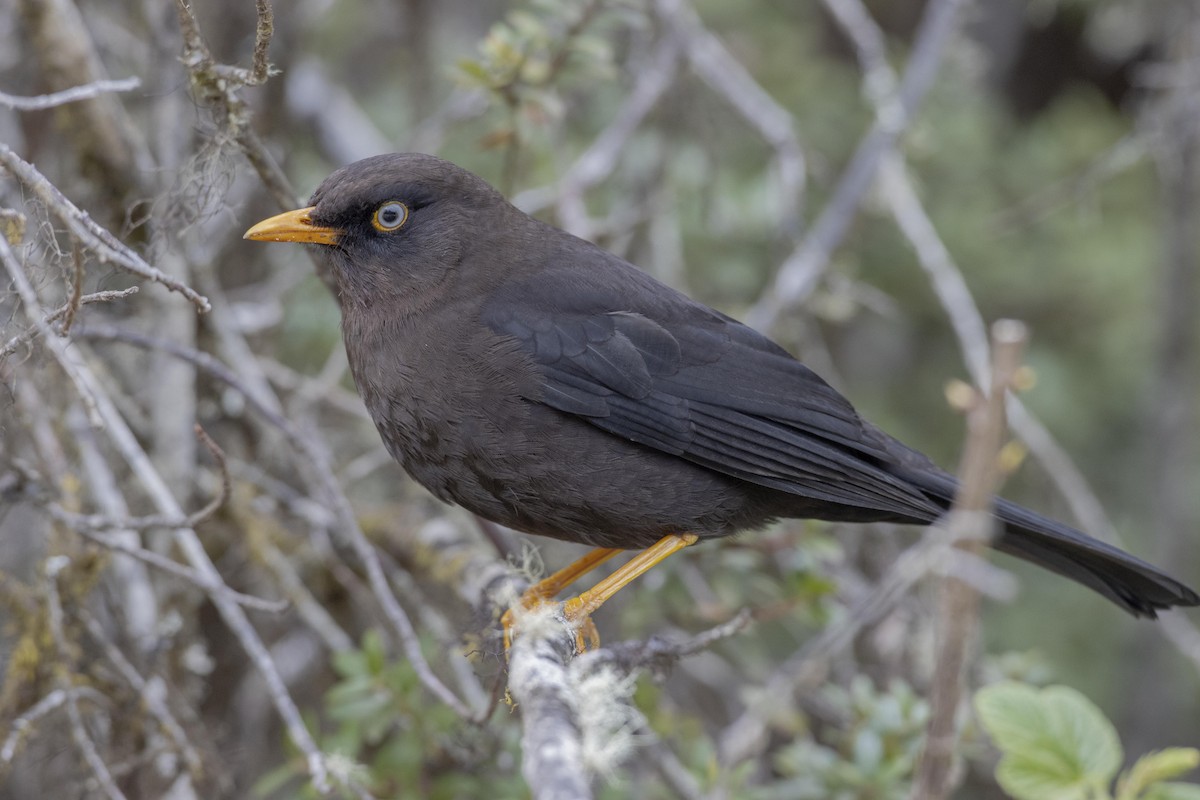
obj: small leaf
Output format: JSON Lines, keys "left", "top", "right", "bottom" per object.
{"left": 508, "top": 10, "right": 545, "bottom": 38}
{"left": 331, "top": 648, "right": 366, "bottom": 678}
{"left": 852, "top": 728, "right": 883, "bottom": 772}
{"left": 252, "top": 762, "right": 300, "bottom": 797}
{"left": 363, "top": 630, "right": 386, "bottom": 675}
{"left": 995, "top": 756, "right": 1094, "bottom": 800}
{"left": 1119, "top": 749, "right": 1200, "bottom": 799}
{"left": 976, "top": 682, "right": 1123, "bottom": 800}
{"left": 1144, "top": 783, "right": 1200, "bottom": 800}
{"left": 1041, "top": 685, "right": 1122, "bottom": 780}
{"left": 456, "top": 58, "right": 492, "bottom": 86}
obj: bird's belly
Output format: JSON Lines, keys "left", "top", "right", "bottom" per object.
{"left": 386, "top": 400, "right": 771, "bottom": 550}
{"left": 348, "top": 316, "right": 774, "bottom": 549}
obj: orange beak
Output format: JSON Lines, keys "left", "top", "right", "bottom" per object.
{"left": 243, "top": 207, "right": 341, "bottom": 245}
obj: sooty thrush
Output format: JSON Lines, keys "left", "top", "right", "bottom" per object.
{"left": 245, "top": 153, "right": 1199, "bottom": 649}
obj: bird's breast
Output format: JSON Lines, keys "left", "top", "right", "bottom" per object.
{"left": 339, "top": 302, "right": 773, "bottom": 546}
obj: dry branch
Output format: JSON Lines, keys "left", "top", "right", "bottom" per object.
{"left": 509, "top": 632, "right": 593, "bottom": 800}
{"left": 0, "top": 145, "right": 211, "bottom": 313}
{"left": 0, "top": 77, "right": 140, "bottom": 111}
{"left": 910, "top": 320, "right": 1027, "bottom": 800}
{"left": 745, "top": 0, "right": 968, "bottom": 332}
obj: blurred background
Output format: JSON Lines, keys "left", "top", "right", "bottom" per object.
{"left": 1, "top": 0, "right": 1198, "bottom": 797}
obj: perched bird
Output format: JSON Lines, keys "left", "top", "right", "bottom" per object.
{"left": 245, "top": 153, "right": 1198, "bottom": 645}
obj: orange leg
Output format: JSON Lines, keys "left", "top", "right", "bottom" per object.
{"left": 562, "top": 533, "right": 698, "bottom": 620}
{"left": 524, "top": 547, "right": 623, "bottom": 602}
{"left": 502, "top": 547, "right": 621, "bottom": 651}
{"left": 503, "top": 534, "right": 698, "bottom": 654}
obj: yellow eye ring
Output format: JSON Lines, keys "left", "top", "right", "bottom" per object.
{"left": 372, "top": 201, "right": 409, "bottom": 232}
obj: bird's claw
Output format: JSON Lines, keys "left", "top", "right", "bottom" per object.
{"left": 501, "top": 596, "right": 601, "bottom": 657}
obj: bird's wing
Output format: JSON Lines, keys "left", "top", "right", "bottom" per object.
{"left": 482, "top": 270, "right": 941, "bottom": 519}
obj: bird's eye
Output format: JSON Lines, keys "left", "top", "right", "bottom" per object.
{"left": 371, "top": 201, "right": 409, "bottom": 232}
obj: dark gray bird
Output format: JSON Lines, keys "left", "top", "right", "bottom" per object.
{"left": 245, "top": 152, "right": 1198, "bottom": 631}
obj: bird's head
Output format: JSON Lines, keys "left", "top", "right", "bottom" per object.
{"left": 244, "top": 153, "right": 509, "bottom": 309}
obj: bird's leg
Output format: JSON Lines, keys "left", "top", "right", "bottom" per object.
{"left": 502, "top": 547, "right": 622, "bottom": 651}
{"left": 502, "top": 534, "right": 699, "bottom": 655}
{"left": 558, "top": 533, "right": 698, "bottom": 652}
{"left": 525, "top": 547, "right": 624, "bottom": 602}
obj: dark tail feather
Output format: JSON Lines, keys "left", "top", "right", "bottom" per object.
{"left": 901, "top": 467, "right": 1199, "bottom": 618}
{"left": 991, "top": 497, "right": 1198, "bottom": 617}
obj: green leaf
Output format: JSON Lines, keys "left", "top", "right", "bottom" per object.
{"left": 976, "top": 682, "right": 1123, "bottom": 800}
{"left": 1143, "top": 783, "right": 1200, "bottom": 800}
{"left": 1119, "top": 750, "right": 1200, "bottom": 800}
{"left": 456, "top": 58, "right": 492, "bottom": 86}
{"left": 363, "top": 630, "right": 386, "bottom": 675}
{"left": 995, "top": 756, "right": 1096, "bottom": 800}
{"left": 331, "top": 647, "right": 366, "bottom": 678}
{"left": 252, "top": 762, "right": 300, "bottom": 797}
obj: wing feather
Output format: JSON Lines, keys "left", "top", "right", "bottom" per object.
{"left": 482, "top": 273, "right": 940, "bottom": 519}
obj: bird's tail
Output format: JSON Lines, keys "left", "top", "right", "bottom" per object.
{"left": 902, "top": 468, "right": 1199, "bottom": 618}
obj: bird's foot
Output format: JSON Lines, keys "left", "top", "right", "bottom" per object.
{"left": 500, "top": 534, "right": 698, "bottom": 657}
{"left": 501, "top": 595, "right": 601, "bottom": 656}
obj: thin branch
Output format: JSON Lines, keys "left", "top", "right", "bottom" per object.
{"left": 249, "top": 0, "right": 274, "bottom": 84}
{"left": 59, "top": 242, "right": 86, "bottom": 335}
{"left": 81, "top": 613, "right": 204, "bottom": 778}
{"left": 75, "top": 324, "right": 291, "bottom": 429}
{"left": 659, "top": 0, "right": 807, "bottom": 229}
{"left": 44, "top": 556, "right": 128, "bottom": 800}
{"left": 0, "top": 145, "right": 211, "bottom": 312}
{"left": 74, "top": 322, "right": 480, "bottom": 720}
{"left": 47, "top": 519, "right": 289, "bottom": 613}
{"left": 577, "top": 608, "right": 754, "bottom": 677}
{"left": 744, "top": 0, "right": 968, "bottom": 332}
{"left": 0, "top": 77, "right": 141, "bottom": 111}
{"left": 8, "top": 267, "right": 332, "bottom": 791}
{"left": 910, "top": 320, "right": 1027, "bottom": 800}
{"left": 0, "top": 687, "right": 110, "bottom": 766}
{"left": 0, "top": 287, "right": 139, "bottom": 360}
{"left": 253, "top": 535, "right": 355, "bottom": 652}
{"left": 175, "top": 0, "right": 298, "bottom": 209}
{"left": 718, "top": 530, "right": 1013, "bottom": 768}
{"left": 1, "top": 237, "right": 104, "bottom": 426}
{"left": 46, "top": 424, "right": 232, "bottom": 533}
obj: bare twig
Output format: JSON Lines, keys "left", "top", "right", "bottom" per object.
{"left": 659, "top": 0, "right": 807, "bottom": 230}
{"left": 0, "top": 77, "right": 141, "bottom": 111}
{"left": 8, "top": 265, "right": 332, "bottom": 790}
{"left": 46, "top": 424, "right": 231, "bottom": 533}
{"left": 59, "top": 242, "right": 86, "bottom": 335}
{"left": 718, "top": 532, "right": 1014, "bottom": 768}
{"left": 0, "top": 287, "right": 139, "bottom": 360}
{"left": 0, "top": 145, "right": 211, "bottom": 312}
{"left": 578, "top": 608, "right": 754, "bottom": 677}
{"left": 512, "top": 31, "right": 684, "bottom": 236}
{"left": 249, "top": 0, "right": 274, "bottom": 84}
{"left": 910, "top": 320, "right": 1027, "bottom": 800}
{"left": 0, "top": 687, "right": 110, "bottom": 766}
{"left": 47, "top": 518, "right": 289, "bottom": 613}
{"left": 175, "top": 0, "right": 298, "bottom": 209}
{"left": 44, "top": 556, "right": 128, "bottom": 800}
{"left": 745, "top": 0, "right": 968, "bottom": 332}
{"left": 73, "top": 322, "right": 480, "bottom": 720}
{"left": 81, "top": 613, "right": 204, "bottom": 778}
{"left": 1, "top": 237, "right": 104, "bottom": 426}
{"left": 252, "top": 535, "right": 355, "bottom": 652}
